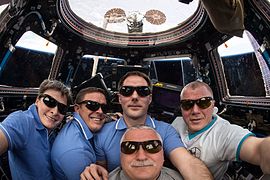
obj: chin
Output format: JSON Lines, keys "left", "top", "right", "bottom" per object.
{"left": 92, "top": 126, "right": 102, "bottom": 132}
{"left": 44, "top": 123, "right": 55, "bottom": 130}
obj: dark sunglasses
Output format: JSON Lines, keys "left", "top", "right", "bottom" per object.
{"left": 121, "top": 140, "right": 162, "bottom": 154}
{"left": 40, "top": 94, "right": 68, "bottom": 115}
{"left": 77, "top": 100, "right": 108, "bottom": 113}
{"left": 119, "top": 86, "right": 151, "bottom": 97}
{"left": 180, "top": 97, "right": 213, "bottom": 111}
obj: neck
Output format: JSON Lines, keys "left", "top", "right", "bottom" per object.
{"left": 123, "top": 114, "right": 148, "bottom": 127}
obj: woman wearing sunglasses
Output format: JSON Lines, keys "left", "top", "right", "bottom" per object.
{"left": 0, "top": 79, "right": 72, "bottom": 180}
{"left": 109, "top": 125, "right": 183, "bottom": 180}
{"left": 80, "top": 71, "right": 212, "bottom": 180}
{"left": 172, "top": 81, "right": 270, "bottom": 179}
{"left": 51, "top": 87, "right": 108, "bottom": 180}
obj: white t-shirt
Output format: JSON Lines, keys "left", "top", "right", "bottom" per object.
{"left": 172, "top": 115, "right": 253, "bottom": 179}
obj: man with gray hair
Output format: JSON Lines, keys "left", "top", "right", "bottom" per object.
{"left": 109, "top": 125, "right": 183, "bottom": 180}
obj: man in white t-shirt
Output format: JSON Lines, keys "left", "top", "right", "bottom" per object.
{"left": 172, "top": 81, "right": 270, "bottom": 179}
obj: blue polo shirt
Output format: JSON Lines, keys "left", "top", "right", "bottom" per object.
{"left": 51, "top": 112, "right": 96, "bottom": 180}
{"left": 94, "top": 115, "right": 184, "bottom": 172}
{"left": 0, "top": 104, "right": 55, "bottom": 180}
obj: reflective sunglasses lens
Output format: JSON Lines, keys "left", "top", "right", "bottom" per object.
{"left": 136, "top": 86, "right": 151, "bottom": 97}
{"left": 181, "top": 97, "right": 212, "bottom": 110}
{"left": 85, "top": 101, "right": 100, "bottom": 111}
{"left": 119, "top": 86, "right": 134, "bottom": 97}
{"left": 142, "top": 140, "right": 162, "bottom": 154}
{"left": 84, "top": 100, "right": 108, "bottom": 113}
{"left": 121, "top": 140, "right": 162, "bottom": 154}
{"left": 42, "top": 95, "right": 67, "bottom": 115}
{"left": 121, "top": 141, "right": 138, "bottom": 154}
{"left": 100, "top": 104, "right": 108, "bottom": 113}
{"left": 180, "top": 100, "right": 195, "bottom": 110}
{"left": 197, "top": 98, "right": 212, "bottom": 109}
{"left": 43, "top": 96, "right": 57, "bottom": 108}
{"left": 120, "top": 86, "right": 151, "bottom": 97}
{"left": 57, "top": 103, "right": 68, "bottom": 115}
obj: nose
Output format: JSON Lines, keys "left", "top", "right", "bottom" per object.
{"left": 96, "top": 106, "right": 103, "bottom": 113}
{"left": 135, "top": 146, "right": 147, "bottom": 160}
{"left": 51, "top": 106, "right": 59, "bottom": 115}
{"left": 131, "top": 90, "right": 139, "bottom": 98}
{"left": 191, "top": 103, "right": 201, "bottom": 113}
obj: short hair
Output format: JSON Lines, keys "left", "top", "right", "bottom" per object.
{"left": 117, "top": 71, "right": 152, "bottom": 91}
{"left": 120, "top": 125, "right": 163, "bottom": 145}
{"left": 180, "top": 81, "right": 213, "bottom": 99}
{"left": 74, "top": 87, "right": 107, "bottom": 104}
{"left": 38, "top": 79, "right": 72, "bottom": 105}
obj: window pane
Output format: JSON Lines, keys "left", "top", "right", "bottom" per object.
{"left": 72, "top": 56, "right": 94, "bottom": 87}
{"left": 0, "top": 31, "right": 56, "bottom": 87}
{"left": 221, "top": 52, "right": 265, "bottom": 96}
{"left": 72, "top": 55, "right": 125, "bottom": 88}
{"left": 218, "top": 31, "right": 269, "bottom": 96}
{"left": 151, "top": 57, "right": 195, "bottom": 86}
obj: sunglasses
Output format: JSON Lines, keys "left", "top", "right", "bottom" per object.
{"left": 77, "top": 100, "right": 108, "bottom": 113}
{"left": 121, "top": 140, "right": 162, "bottom": 154}
{"left": 180, "top": 97, "right": 213, "bottom": 111}
{"left": 40, "top": 94, "right": 68, "bottom": 115}
{"left": 119, "top": 86, "right": 151, "bottom": 97}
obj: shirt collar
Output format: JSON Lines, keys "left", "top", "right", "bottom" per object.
{"left": 31, "top": 104, "right": 45, "bottom": 130}
{"left": 73, "top": 112, "right": 94, "bottom": 140}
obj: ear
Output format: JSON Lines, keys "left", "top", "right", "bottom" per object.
{"left": 35, "top": 97, "right": 40, "bottom": 105}
{"left": 148, "top": 94, "right": 152, "bottom": 105}
{"left": 118, "top": 93, "right": 122, "bottom": 104}
{"left": 212, "top": 100, "right": 216, "bottom": 107}
{"left": 74, "top": 104, "right": 80, "bottom": 112}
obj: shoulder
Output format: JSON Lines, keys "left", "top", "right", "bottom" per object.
{"left": 0, "top": 108, "right": 34, "bottom": 131}
{"left": 214, "top": 115, "right": 249, "bottom": 133}
{"left": 94, "top": 121, "right": 119, "bottom": 146}
{"left": 154, "top": 120, "right": 178, "bottom": 134}
{"left": 155, "top": 120, "right": 174, "bottom": 135}
{"left": 54, "top": 121, "right": 79, "bottom": 142}
{"left": 109, "top": 167, "right": 123, "bottom": 180}
{"left": 97, "top": 121, "right": 117, "bottom": 135}
{"left": 171, "top": 117, "right": 186, "bottom": 131}
{"left": 5, "top": 109, "right": 31, "bottom": 121}
{"left": 160, "top": 167, "right": 183, "bottom": 180}
{"left": 53, "top": 121, "right": 89, "bottom": 149}
{"left": 103, "top": 120, "right": 117, "bottom": 129}
{"left": 154, "top": 119, "right": 172, "bottom": 128}
{"left": 211, "top": 116, "right": 252, "bottom": 147}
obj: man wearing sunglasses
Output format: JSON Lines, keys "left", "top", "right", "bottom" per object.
{"left": 109, "top": 125, "right": 183, "bottom": 180}
{"left": 0, "top": 79, "right": 72, "bottom": 180}
{"left": 172, "top": 81, "right": 270, "bottom": 179}
{"left": 80, "top": 71, "right": 212, "bottom": 180}
{"left": 51, "top": 87, "right": 108, "bottom": 180}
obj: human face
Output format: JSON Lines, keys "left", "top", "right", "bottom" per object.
{"left": 120, "top": 129, "right": 164, "bottom": 180}
{"left": 181, "top": 86, "right": 215, "bottom": 133}
{"left": 75, "top": 92, "right": 107, "bottom": 132}
{"left": 118, "top": 75, "right": 152, "bottom": 124}
{"left": 35, "top": 89, "right": 68, "bottom": 131}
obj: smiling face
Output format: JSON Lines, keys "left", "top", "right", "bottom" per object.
{"left": 181, "top": 84, "right": 215, "bottom": 133}
{"left": 120, "top": 128, "right": 164, "bottom": 180}
{"left": 75, "top": 91, "right": 107, "bottom": 132}
{"left": 35, "top": 89, "right": 68, "bottom": 131}
{"left": 118, "top": 75, "right": 152, "bottom": 126}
